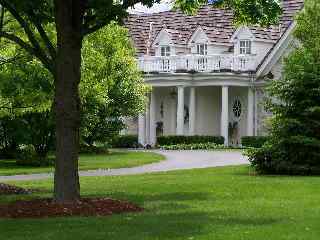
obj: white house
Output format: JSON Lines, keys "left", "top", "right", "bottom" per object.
{"left": 124, "top": 0, "right": 304, "bottom": 146}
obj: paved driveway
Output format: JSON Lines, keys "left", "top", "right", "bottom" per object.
{"left": 0, "top": 150, "right": 248, "bottom": 182}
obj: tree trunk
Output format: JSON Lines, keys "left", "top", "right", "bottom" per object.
{"left": 53, "top": 0, "right": 84, "bottom": 202}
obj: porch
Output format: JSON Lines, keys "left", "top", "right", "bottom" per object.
{"left": 138, "top": 85, "right": 256, "bottom": 146}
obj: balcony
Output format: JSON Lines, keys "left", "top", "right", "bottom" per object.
{"left": 138, "top": 54, "right": 257, "bottom": 74}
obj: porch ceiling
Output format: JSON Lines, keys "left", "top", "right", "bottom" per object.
{"left": 144, "top": 72, "right": 255, "bottom": 87}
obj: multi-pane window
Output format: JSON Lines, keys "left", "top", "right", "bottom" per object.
{"left": 197, "top": 44, "right": 208, "bottom": 55}
{"left": 160, "top": 46, "right": 171, "bottom": 71}
{"left": 239, "top": 40, "right": 252, "bottom": 54}
{"left": 196, "top": 44, "right": 208, "bottom": 70}
{"left": 160, "top": 46, "right": 171, "bottom": 56}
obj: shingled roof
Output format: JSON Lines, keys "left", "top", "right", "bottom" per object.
{"left": 125, "top": 0, "right": 304, "bottom": 55}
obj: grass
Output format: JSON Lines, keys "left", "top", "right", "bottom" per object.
{"left": 1, "top": 165, "right": 320, "bottom": 240}
{"left": 0, "top": 150, "right": 165, "bottom": 176}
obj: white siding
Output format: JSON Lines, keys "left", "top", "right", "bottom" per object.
{"left": 254, "top": 41, "right": 274, "bottom": 66}
{"left": 195, "top": 86, "right": 221, "bottom": 135}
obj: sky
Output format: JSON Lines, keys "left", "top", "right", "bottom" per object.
{"left": 128, "top": 0, "right": 173, "bottom": 14}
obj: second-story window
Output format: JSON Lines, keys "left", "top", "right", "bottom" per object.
{"left": 160, "top": 46, "right": 171, "bottom": 72}
{"left": 239, "top": 40, "right": 252, "bottom": 54}
{"left": 160, "top": 46, "right": 171, "bottom": 56}
{"left": 197, "top": 44, "right": 208, "bottom": 55}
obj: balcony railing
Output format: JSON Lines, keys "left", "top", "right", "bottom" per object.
{"left": 138, "top": 54, "right": 256, "bottom": 73}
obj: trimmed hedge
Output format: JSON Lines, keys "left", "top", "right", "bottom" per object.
{"left": 161, "top": 142, "right": 224, "bottom": 150}
{"left": 241, "top": 136, "right": 269, "bottom": 148}
{"left": 111, "top": 135, "right": 139, "bottom": 148}
{"left": 157, "top": 135, "right": 224, "bottom": 146}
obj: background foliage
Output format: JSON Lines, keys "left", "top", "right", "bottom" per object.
{"left": 0, "top": 23, "right": 148, "bottom": 164}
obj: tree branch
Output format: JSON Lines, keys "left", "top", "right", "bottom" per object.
{"left": 27, "top": 8, "right": 57, "bottom": 59}
{"left": 0, "top": 54, "right": 25, "bottom": 66}
{"left": 0, "top": 104, "right": 42, "bottom": 110}
{"left": 0, "top": 31, "right": 53, "bottom": 73}
{"left": 0, "top": 0, "right": 53, "bottom": 72}
{"left": 0, "top": 6, "right": 4, "bottom": 31}
{"left": 83, "top": 21, "right": 108, "bottom": 36}
{"left": 82, "top": 5, "right": 127, "bottom": 36}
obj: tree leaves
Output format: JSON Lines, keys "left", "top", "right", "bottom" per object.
{"left": 80, "top": 23, "right": 149, "bottom": 145}
{"left": 174, "top": 0, "right": 282, "bottom": 26}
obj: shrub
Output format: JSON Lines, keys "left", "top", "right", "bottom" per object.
{"left": 241, "top": 136, "right": 269, "bottom": 148}
{"left": 247, "top": 1, "right": 320, "bottom": 175}
{"left": 0, "top": 146, "right": 18, "bottom": 159}
{"left": 161, "top": 142, "right": 224, "bottom": 150}
{"left": 16, "top": 145, "right": 54, "bottom": 167}
{"left": 245, "top": 139, "right": 320, "bottom": 175}
{"left": 111, "top": 135, "right": 139, "bottom": 148}
{"left": 157, "top": 135, "right": 224, "bottom": 146}
{"left": 79, "top": 144, "right": 110, "bottom": 154}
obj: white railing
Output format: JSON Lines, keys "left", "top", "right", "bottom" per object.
{"left": 138, "top": 54, "right": 256, "bottom": 73}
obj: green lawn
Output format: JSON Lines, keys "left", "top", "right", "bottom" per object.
{"left": 0, "top": 150, "right": 165, "bottom": 176}
{"left": 1, "top": 166, "right": 320, "bottom": 240}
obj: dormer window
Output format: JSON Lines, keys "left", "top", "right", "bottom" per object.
{"left": 197, "top": 44, "right": 208, "bottom": 55}
{"left": 160, "top": 46, "right": 171, "bottom": 56}
{"left": 239, "top": 40, "right": 252, "bottom": 54}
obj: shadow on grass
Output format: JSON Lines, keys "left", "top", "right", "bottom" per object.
{"left": 0, "top": 187, "right": 282, "bottom": 240}
{"left": 0, "top": 160, "right": 20, "bottom": 169}
{"left": 75, "top": 191, "right": 280, "bottom": 238}
{"left": 80, "top": 151, "right": 129, "bottom": 157}
{"left": 0, "top": 205, "right": 280, "bottom": 240}
{"left": 86, "top": 191, "right": 213, "bottom": 204}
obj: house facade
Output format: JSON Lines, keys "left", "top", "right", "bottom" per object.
{"left": 125, "top": 0, "right": 304, "bottom": 146}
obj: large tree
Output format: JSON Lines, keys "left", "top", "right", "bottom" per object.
{"left": 0, "top": 0, "right": 282, "bottom": 202}
{"left": 247, "top": 0, "right": 320, "bottom": 175}
{"left": 81, "top": 23, "right": 148, "bottom": 146}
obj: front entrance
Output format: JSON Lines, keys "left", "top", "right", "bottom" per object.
{"left": 229, "top": 97, "right": 243, "bottom": 146}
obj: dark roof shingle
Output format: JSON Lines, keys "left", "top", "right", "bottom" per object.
{"left": 125, "top": 0, "right": 304, "bottom": 55}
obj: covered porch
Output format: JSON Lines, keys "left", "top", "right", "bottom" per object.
{"left": 138, "top": 83, "right": 256, "bottom": 146}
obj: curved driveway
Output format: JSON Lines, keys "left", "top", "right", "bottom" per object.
{"left": 0, "top": 150, "right": 248, "bottom": 182}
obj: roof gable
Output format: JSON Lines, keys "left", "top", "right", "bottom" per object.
{"left": 188, "top": 27, "right": 209, "bottom": 46}
{"left": 231, "top": 26, "right": 255, "bottom": 42}
{"left": 257, "top": 23, "right": 296, "bottom": 77}
{"left": 151, "top": 29, "right": 173, "bottom": 47}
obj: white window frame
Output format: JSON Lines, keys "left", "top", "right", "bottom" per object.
{"left": 196, "top": 44, "right": 208, "bottom": 55}
{"left": 239, "top": 40, "right": 252, "bottom": 55}
{"left": 160, "top": 45, "right": 171, "bottom": 56}
{"left": 159, "top": 45, "right": 171, "bottom": 72}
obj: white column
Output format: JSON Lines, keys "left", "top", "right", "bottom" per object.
{"left": 171, "top": 96, "right": 177, "bottom": 134}
{"left": 138, "top": 114, "right": 145, "bottom": 146}
{"left": 176, "top": 86, "right": 184, "bottom": 135}
{"left": 221, "top": 86, "right": 229, "bottom": 146}
{"left": 145, "top": 100, "right": 150, "bottom": 144}
{"left": 254, "top": 90, "right": 258, "bottom": 136}
{"left": 149, "top": 89, "right": 157, "bottom": 146}
{"left": 189, "top": 87, "right": 196, "bottom": 135}
{"left": 247, "top": 87, "right": 254, "bottom": 136}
